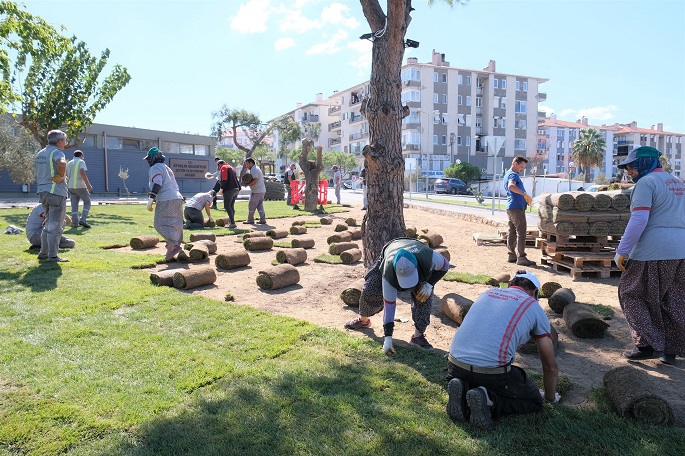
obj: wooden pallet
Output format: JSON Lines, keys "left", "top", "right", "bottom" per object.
{"left": 541, "top": 254, "right": 622, "bottom": 280}
{"left": 540, "top": 232, "right": 612, "bottom": 245}
{"left": 497, "top": 227, "right": 539, "bottom": 246}
{"left": 473, "top": 233, "right": 506, "bottom": 245}
{"left": 536, "top": 239, "right": 616, "bottom": 254}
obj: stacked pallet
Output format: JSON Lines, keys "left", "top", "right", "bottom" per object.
{"left": 473, "top": 227, "right": 539, "bottom": 246}
{"left": 537, "top": 190, "right": 631, "bottom": 279}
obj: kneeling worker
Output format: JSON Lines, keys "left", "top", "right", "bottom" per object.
{"left": 344, "top": 237, "right": 450, "bottom": 353}
{"left": 183, "top": 190, "right": 215, "bottom": 229}
{"left": 26, "top": 205, "right": 75, "bottom": 250}
{"left": 446, "top": 270, "right": 559, "bottom": 430}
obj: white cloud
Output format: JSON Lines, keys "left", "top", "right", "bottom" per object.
{"left": 321, "top": 3, "right": 359, "bottom": 28}
{"left": 306, "top": 29, "right": 349, "bottom": 55}
{"left": 275, "top": 37, "right": 295, "bottom": 51}
{"left": 538, "top": 105, "right": 554, "bottom": 114}
{"left": 347, "top": 40, "right": 372, "bottom": 76}
{"left": 559, "top": 108, "right": 576, "bottom": 117}
{"left": 577, "top": 105, "right": 619, "bottom": 121}
{"left": 230, "top": 0, "right": 272, "bottom": 33}
{"left": 279, "top": 9, "right": 320, "bottom": 33}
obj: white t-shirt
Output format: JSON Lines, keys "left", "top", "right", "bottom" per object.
{"left": 66, "top": 157, "right": 88, "bottom": 189}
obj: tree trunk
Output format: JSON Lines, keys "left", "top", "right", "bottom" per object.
{"left": 299, "top": 139, "right": 324, "bottom": 212}
{"left": 360, "top": 0, "right": 412, "bottom": 267}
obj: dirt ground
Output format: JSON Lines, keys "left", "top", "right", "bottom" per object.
{"left": 126, "top": 204, "right": 684, "bottom": 426}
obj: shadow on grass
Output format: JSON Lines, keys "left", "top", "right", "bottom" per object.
{"left": 19, "top": 263, "right": 63, "bottom": 291}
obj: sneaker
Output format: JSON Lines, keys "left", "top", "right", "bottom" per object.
{"left": 410, "top": 334, "right": 433, "bottom": 349}
{"left": 361, "top": 207, "right": 367, "bottom": 211}
{"left": 228, "top": 223, "right": 237, "bottom": 229}
{"left": 466, "top": 387, "right": 494, "bottom": 430}
{"left": 623, "top": 346, "right": 663, "bottom": 360}
{"left": 344, "top": 317, "right": 371, "bottom": 330}
{"left": 243, "top": 220, "right": 255, "bottom": 225}
{"left": 79, "top": 221, "right": 91, "bottom": 229}
{"left": 516, "top": 257, "right": 535, "bottom": 266}
{"left": 660, "top": 353, "right": 676, "bottom": 365}
{"left": 47, "top": 256, "right": 69, "bottom": 263}
{"left": 256, "top": 220, "right": 267, "bottom": 225}
{"left": 447, "top": 378, "right": 468, "bottom": 421}
{"left": 71, "top": 224, "right": 79, "bottom": 229}
{"left": 37, "top": 254, "right": 48, "bottom": 260}
{"left": 507, "top": 255, "right": 517, "bottom": 263}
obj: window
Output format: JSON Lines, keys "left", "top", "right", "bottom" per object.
{"left": 458, "top": 95, "right": 462, "bottom": 105}
{"left": 493, "top": 118, "right": 499, "bottom": 128}
{"left": 82, "top": 134, "right": 96, "bottom": 147}
{"left": 442, "top": 73, "right": 447, "bottom": 83}
{"left": 515, "top": 101, "right": 526, "bottom": 113}
{"left": 516, "top": 119, "right": 527, "bottom": 130}
{"left": 122, "top": 138, "right": 140, "bottom": 150}
{"left": 442, "top": 94, "right": 447, "bottom": 104}
{"left": 523, "top": 81, "right": 528, "bottom": 91}
{"left": 475, "top": 117, "right": 482, "bottom": 128}
{"left": 401, "top": 90, "right": 421, "bottom": 103}
{"left": 141, "top": 139, "right": 157, "bottom": 151}
{"left": 457, "top": 136, "right": 462, "bottom": 145}
{"left": 106, "top": 136, "right": 122, "bottom": 149}
{"left": 501, "top": 118, "right": 506, "bottom": 128}
{"left": 466, "top": 76, "right": 471, "bottom": 85}
{"left": 401, "top": 67, "right": 421, "bottom": 81}
{"left": 457, "top": 114, "right": 466, "bottom": 126}
{"left": 476, "top": 97, "right": 483, "bottom": 107}
{"left": 516, "top": 81, "right": 520, "bottom": 90}
{"left": 433, "top": 135, "right": 438, "bottom": 145}
{"left": 458, "top": 74, "right": 463, "bottom": 84}
{"left": 441, "top": 135, "right": 447, "bottom": 145}
{"left": 442, "top": 114, "right": 448, "bottom": 124}
{"left": 434, "top": 73, "right": 438, "bottom": 82}
{"left": 466, "top": 96, "right": 472, "bottom": 106}
{"left": 194, "top": 145, "right": 208, "bottom": 156}
{"left": 465, "top": 136, "right": 471, "bottom": 147}
{"left": 162, "top": 141, "right": 180, "bottom": 154}
{"left": 501, "top": 79, "right": 506, "bottom": 89}
{"left": 433, "top": 113, "right": 439, "bottom": 124}
{"left": 493, "top": 79, "right": 498, "bottom": 89}
{"left": 179, "top": 144, "right": 194, "bottom": 154}
{"left": 433, "top": 93, "right": 439, "bottom": 103}
{"left": 501, "top": 98, "right": 507, "bottom": 109}
{"left": 515, "top": 139, "right": 526, "bottom": 150}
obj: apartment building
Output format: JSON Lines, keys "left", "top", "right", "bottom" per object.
{"left": 538, "top": 115, "right": 684, "bottom": 179}
{"left": 271, "top": 51, "right": 547, "bottom": 181}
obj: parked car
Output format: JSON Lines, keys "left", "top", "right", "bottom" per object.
{"left": 584, "top": 184, "right": 608, "bottom": 192}
{"left": 434, "top": 178, "right": 468, "bottom": 195}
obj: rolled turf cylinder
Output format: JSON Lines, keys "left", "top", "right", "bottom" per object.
{"left": 588, "top": 222, "right": 610, "bottom": 237}
{"left": 244, "top": 237, "right": 274, "bottom": 251}
{"left": 319, "top": 216, "right": 333, "bottom": 225}
{"left": 592, "top": 193, "right": 612, "bottom": 211}
{"left": 340, "top": 279, "right": 365, "bottom": 307}
{"left": 328, "top": 242, "right": 359, "bottom": 255}
{"left": 518, "top": 325, "right": 559, "bottom": 354}
{"left": 610, "top": 192, "right": 630, "bottom": 211}
{"left": 547, "top": 193, "right": 575, "bottom": 211}
{"left": 340, "top": 248, "right": 362, "bottom": 264}
{"left": 609, "top": 220, "right": 628, "bottom": 236}
{"left": 603, "top": 366, "right": 674, "bottom": 426}
{"left": 172, "top": 267, "right": 217, "bottom": 289}
{"left": 440, "top": 293, "right": 474, "bottom": 325}
{"left": 291, "top": 238, "right": 315, "bottom": 249}
{"left": 289, "top": 226, "right": 307, "bottom": 235}
{"left": 204, "top": 219, "right": 216, "bottom": 228}
{"left": 548, "top": 288, "right": 576, "bottom": 314}
{"left": 256, "top": 263, "right": 300, "bottom": 290}
{"left": 563, "top": 303, "right": 610, "bottom": 338}
{"left": 184, "top": 239, "right": 217, "bottom": 255}
{"left": 418, "top": 232, "right": 443, "bottom": 248}
{"left": 405, "top": 226, "right": 417, "bottom": 237}
{"left": 486, "top": 273, "right": 510, "bottom": 287}
{"left": 291, "top": 220, "right": 306, "bottom": 226}
{"left": 541, "top": 281, "right": 562, "bottom": 299}
{"left": 215, "top": 217, "right": 231, "bottom": 227}
{"left": 276, "top": 248, "right": 307, "bottom": 265}
{"left": 433, "top": 246, "right": 450, "bottom": 261}
{"left": 345, "top": 218, "right": 357, "bottom": 226}
{"left": 243, "top": 232, "right": 267, "bottom": 240}
{"left": 215, "top": 251, "right": 251, "bottom": 269}
{"left": 149, "top": 269, "right": 177, "bottom": 287}
{"left": 189, "top": 244, "right": 210, "bottom": 262}
{"left": 348, "top": 229, "right": 362, "bottom": 240}
{"left": 189, "top": 233, "right": 216, "bottom": 242}
{"left": 130, "top": 235, "right": 159, "bottom": 250}
{"left": 334, "top": 223, "right": 349, "bottom": 232}
{"left": 327, "top": 231, "right": 353, "bottom": 244}
{"left": 266, "top": 229, "right": 288, "bottom": 239}
{"left": 573, "top": 192, "right": 594, "bottom": 212}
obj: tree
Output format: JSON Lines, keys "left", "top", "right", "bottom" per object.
{"left": 0, "top": 116, "right": 38, "bottom": 187}
{"left": 571, "top": 128, "right": 606, "bottom": 183}
{"left": 215, "top": 147, "right": 245, "bottom": 167}
{"left": 252, "top": 143, "right": 276, "bottom": 164}
{"left": 443, "top": 162, "right": 480, "bottom": 182}
{"left": 359, "top": 0, "right": 461, "bottom": 266}
{"left": 659, "top": 154, "right": 672, "bottom": 173}
{"left": 298, "top": 139, "right": 324, "bottom": 211}
{"left": 322, "top": 151, "right": 359, "bottom": 177}
{"left": 0, "top": 1, "right": 70, "bottom": 109}
{"left": 528, "top": 132, "right": 555, "bottom": 196}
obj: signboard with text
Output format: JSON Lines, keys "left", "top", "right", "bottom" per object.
{"left": 169, "top": 159, "right": 209, "bottom": 179}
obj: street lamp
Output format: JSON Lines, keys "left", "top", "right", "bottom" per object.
{"left": 449, "top": 132, "right": 456, "bottom": 166}
{"left": 568, "top": 161, "right": 576, "bottom": 191}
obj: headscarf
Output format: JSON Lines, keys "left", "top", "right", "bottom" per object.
{"left": 626, "top": 146, "right": 662, "bottom": 182}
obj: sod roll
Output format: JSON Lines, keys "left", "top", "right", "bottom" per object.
{"left": 592, "top": 193, "right": 613, "bottom": 211}
{"left": 563, "top": 303, "right": 610, "bottom": 338}
{"left": 571, "top": 222, "right": 590, "bottom": 235}
{"left": 548, "top": 287, "right": 576, "bottom": 314}
{"left": 588, "top": 221, "right": 610, "bottom": 237}
{"left": 291, "top": 238, "right": 315, "bottom": 249}
{"left": 176, "top": 249, "right": 192, "bottom": 263}
{"left": 486, "top": 273, "right": 510, "bottom": 287}
{"left": 266, "top": 229, "right": 288, "bottom": 239}
{"left": 340, "top": 279, "right": 365, "bottom": 307}
{"left": 609, "top": 220, "right": 628, "bottom": 236}
{"left": 603, "top": 366, "right": 674, "bottom": 426}
{"left": 541, "top": 281, "right": 562, "bottom": 299}
{"left": 418, "top": 232, "right": 443, "bottom": 248}
{"left": 573, "top": 192, "right": 594, "bottom": 212}
{"left": 204, "top": 219, "right": 216, "bottom": 228}
{"left": 340, "top": 248, "right": 362, "bottom": 264}
{"left": 276, "top": 248, "right": 307, "bottom": 265}
{"left": 215, "top": 217, "right": 231, "bottom": 227}
{"left": 243, "top": 232, "right": 267, "bottom": 240}
{"left": 291, "top": 220, "right": 305, "bottom": 226}
{"left": 215, "top": 251, "right": 251, "bottom": 269}
{"left": 244, "top": 237, "right": 274, "bottom": 251}
{"left": 348, "top": 229, "right": 362, "bottom": 240}
{"left": 518, "top": 325, "right": 559, "bottom": 354}
{"left": 189, "top": 244, "right": 210, "bottom": 262}
{"left": 405, "top": 226, "right": 417, "bottom": 237}
{"left": 189, "top": 233, "right": 216, "bottom": 242}
{"left": 440, "top": 293, "right": 474, "bottom": 325}
{"left": 172, "top": 267, "right": 217, "bottom": 289}
{"left": 434, "top": 246, "right": 450, "bottom": 261}
{"left": 184, "top": 239, "right": 217, "bottom": 255}
{"left": 334, "top": 223, "right": 349, "bottom": 232}
{"left": 327, "top": 231, "right": 353, "bottom": 244}
{"left": 610, "top": 191, "right": 631, "bottom": 211}
{"left": 149, "top": 269, "right": 177, "bottom": 287}
{"left": 329, "top": 242, "right": 359, "bottom": 255}
{"left": 289, "top": 226, "right": 307, "bottom": 235}
{"left": 130, "top": 235, "right": 159, "bottom": 250}
{"left": 256, "top": 263, "right": 300, "bottom": 290}
{"left": 547, "top": 193, "right": 575, "bottom": 211}
{"left": 319, "top": 216, "right": 333, "bottom": 225}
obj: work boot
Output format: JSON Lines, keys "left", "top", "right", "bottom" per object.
{"left": 79, "top": 221, "right": 92, "bottom": 229}
{"left": 516, "top": 257, "right": 535, "bottom": 266}
{"left": 447, "top": 378, "right": 468, "bottom": 421}
{"left": 466, "top": 387, "right": 494, "bottom": 430}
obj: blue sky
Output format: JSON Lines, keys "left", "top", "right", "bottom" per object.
{"left": 20, "top": 0, "right": 685, "bottom": 136}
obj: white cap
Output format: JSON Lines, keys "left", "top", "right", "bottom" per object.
{"left": 513, "top": 270, "right": 540, "bottom": 291}
{"left": 393, "top": 249, "right": 419, "bottom": 289}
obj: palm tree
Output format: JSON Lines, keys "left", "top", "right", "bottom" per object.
{"left": 571, "top": 128, "right": 606, "bottom": 183}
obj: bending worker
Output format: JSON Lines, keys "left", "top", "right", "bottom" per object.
{"left": 344, "top": 237, "right": 450, "bottom": 352}
{"left": 183, "top": 190, "right": 215, "bottom": 229}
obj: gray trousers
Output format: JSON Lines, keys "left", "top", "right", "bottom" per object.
{"left": 38, "top": 192, "right": 67, "bottom": 258}
{"left": 506, "top": 209, "right": 528, "bottom": 259}
{"left": 247, "top": 192, "right": 266, "bottom": 223}
{"left": 334, "top": 185, "right": 341, "bottom": 204}
{"left": 68, "top": 188, "right": 91, "bottom": 224}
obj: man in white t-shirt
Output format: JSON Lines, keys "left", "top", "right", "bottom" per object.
{"left": 65, "top": 150, "right": 94, "bottom": 228}
{"left": 25, "top": 205, "right": 75, "bottom": 249}
{"left": 184, "top": 191, "right": 215, "bottom": 229}
{"left": 332, "top": 165, "right": 342, "bottom": 204}
{"left": 242, "top": 158, "right": 267, "bottom": 224}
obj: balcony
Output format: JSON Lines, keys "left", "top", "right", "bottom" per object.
{"left": 301, "top": 114, "right": 319, "bottom": 123}
{"left": 328, "top": 105, "right": 341, "bottom": 116}
{"left": 329, "top": 137, "right": 341, "bottom": 146}
{"left": 349, "top": 132, "right": 368, "bottom": 141}
{"left": 402, "top": 79, "right": 422, "bottom": 88}
{"left": 536, "top": 92, "right": 547, "bottom": 102}
{"left": 402, "top": 143, "right": 421, "bottom": 151}
{"left": 349, "top": 93, "right": 363, "bottom": 106}
{"left": 328, "top": 120, "right": 341, "bottom": 132}
{"left": 350, "top": 114, "right": 363, "bottom": 124}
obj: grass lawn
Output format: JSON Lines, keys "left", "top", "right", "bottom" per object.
{"left": 0, "top": 201, "right": 683, "bottom": 455}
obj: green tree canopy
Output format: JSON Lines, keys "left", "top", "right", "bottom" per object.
{"left": 571, "top": 128, "right": 606, "bottom": 183}
{"left": 322, "top": 150, "right": 359, "bottom": 176}
{"left": 443, "top": 162, "right": 481, "bottom": 182}
{"left": 0, "top": 115, "right": 38, "bottom": 185}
